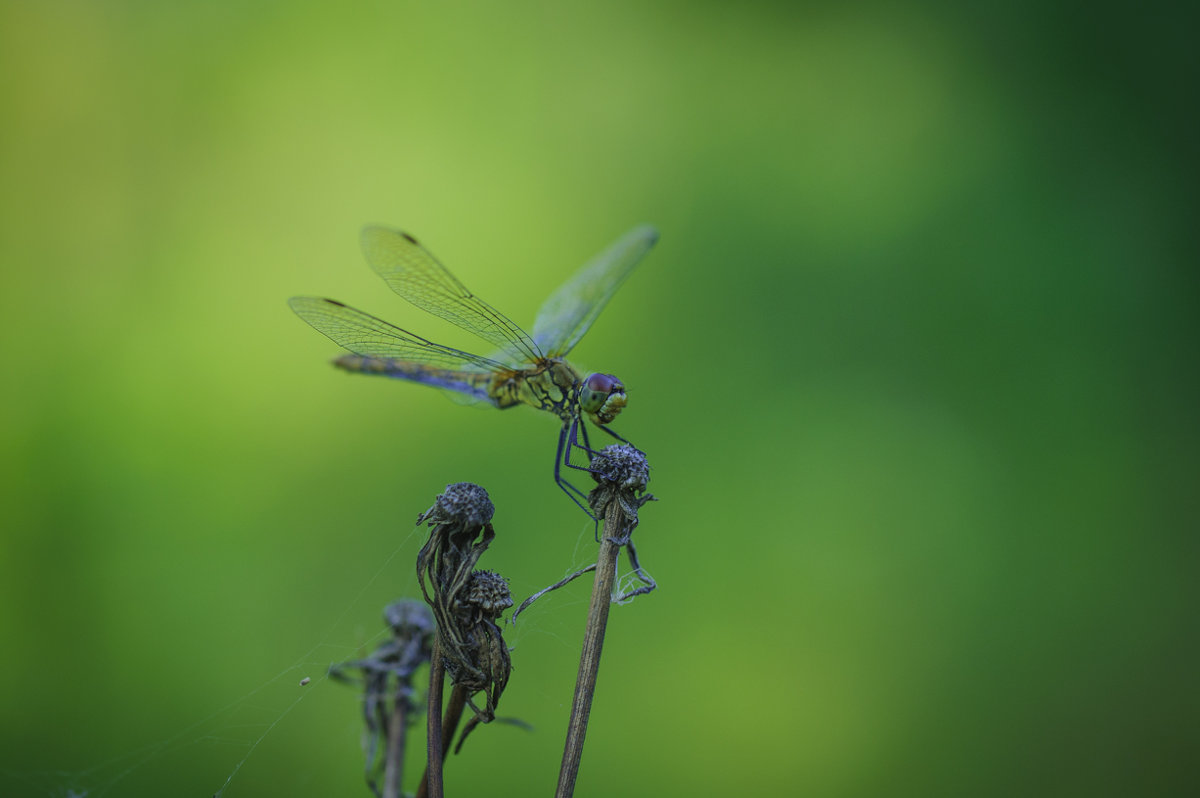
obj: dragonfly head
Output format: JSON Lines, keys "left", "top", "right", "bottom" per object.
{"left": 579, "top": 373, "right": 626, "bottom": 425}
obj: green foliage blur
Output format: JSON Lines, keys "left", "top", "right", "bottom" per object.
{"left": 1, "top": 1, "right": 1196, "bottom": 796}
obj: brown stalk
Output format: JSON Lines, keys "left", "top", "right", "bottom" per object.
{"left": 424, "top": 641, "right": 447, "bottom": 798}
{"left": 553, "top": 444, "right": 655, "bottom": 798}
{"left": 415, "top": 683, "right": 467, "bottom": 798}
{"left": 555, "top": 497, "right": 625, "bottom": 798}
{"left": 383, "top": 692, "right": 408, "bottom": 798}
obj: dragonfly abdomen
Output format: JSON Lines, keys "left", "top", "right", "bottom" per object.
{"left": 333, "top": 354, "right": 497, "bottom": 406}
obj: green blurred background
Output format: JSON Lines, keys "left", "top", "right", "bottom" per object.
{"left": 2, "top": 1, "right": 1196, "bottom": 796}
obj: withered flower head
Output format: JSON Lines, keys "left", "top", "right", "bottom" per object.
{"left": 418, "top": 481, "right": 495, "bottom": 528}
{"left": 385, "top": 598, "right": 435, "bottom": 641}
{"left": 330, "top": 598, "right": 434, "bottom": 796}
{"left": 588, "top": 445, "right": 654, "bottom": 543}
{"left": 416, "top": 484, "right": 513, "bottom": 752}
{"left": 589, "top": 443, "right": 650, "bottom": 491}
{"left": 513, "top": 446, "right": 657, "bottom": 622}
{"left": 459, "top": 570, "right": 514, "bottom": 622}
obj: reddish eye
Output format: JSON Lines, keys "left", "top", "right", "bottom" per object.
{"left": 587, "top": 373, "right": 619, "bottom": 394}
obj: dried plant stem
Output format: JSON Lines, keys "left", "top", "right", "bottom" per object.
{"left": 424, "top": 640, "right": 447, "bottom": 798}
{"left": 416, "top": 684, "right": 468, "bottom": 798}
{"left": 383, "top": 693, "right": 408, "bottom": 798}
{"left": 555, "top": 499, "right": 624, "bottom": 798}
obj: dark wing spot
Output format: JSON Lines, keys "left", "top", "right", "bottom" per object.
{"left": 326, "top": 299, "right": 347, "bottom": 307}
{"left": 401, "top": 232, "right": 419, "bottom": 245}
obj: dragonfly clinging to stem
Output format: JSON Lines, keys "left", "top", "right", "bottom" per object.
{"left": 289, "top": 225, "right": 658, "bottom": 516}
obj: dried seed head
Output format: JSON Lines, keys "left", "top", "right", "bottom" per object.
{"left": 461, "top": 570, "right": 513, "bottom": 619}
{"left": 587, "top": 445, "right": 655, "bottom": 546}
{"left": 415, "top": 482, "right": 513, "bottom": 746}
{"left": 589, "top": 444, "right": 650, "bottom": 490}
{"left": 420, "top": 482, "right": 495, "bottom": 528}
{"left": 384, "top": 599, "right": 434, "bottom": 640}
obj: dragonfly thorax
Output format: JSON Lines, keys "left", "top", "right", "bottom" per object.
{"left": 578, "top": 372, "right": 626, "bottom": 425}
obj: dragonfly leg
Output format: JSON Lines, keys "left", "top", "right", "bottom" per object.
{"left": 613, "top": 539, "right": 657, "bottom": 601}
{"left": 579, "top": 421, "right": 594, "bottom": 460}
{"left": 564, "top": 417, "right": 597, "bottom": 480}
{"left": 555, "top": 422, "right": 596, "bottom": 518}
{"left": 596, "top": 424, "right": 631, "bottom": 445}
{"left": 575, "top": 419, "right": 634, "bottom": 460}
{"left": 565, "top": 416, "right": 606, "bottom": 469}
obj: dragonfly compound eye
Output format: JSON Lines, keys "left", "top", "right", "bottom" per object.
{"left": 580, "top": 373, "right": 627, "bottom": 423}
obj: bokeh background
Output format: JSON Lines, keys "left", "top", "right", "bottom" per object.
{"left": 2, "top": 1, "right": 1196, "bottom": 796}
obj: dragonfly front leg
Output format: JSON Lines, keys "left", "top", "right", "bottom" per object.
{"left": 596, "top": 423, "right": 631, "bottom": 445}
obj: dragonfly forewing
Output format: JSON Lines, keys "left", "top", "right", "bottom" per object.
{"left": 360, "top": 226, "right": 543, "bottom": 367}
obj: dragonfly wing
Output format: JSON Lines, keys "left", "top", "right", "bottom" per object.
{"left": 360, "top": 226, "right": 542, "bottom": 367}
{"left": 530, "top": 225, "right": 658, "bottom": 357}
{"left": 288, "top": 296, "right": 504, "bottom": 403}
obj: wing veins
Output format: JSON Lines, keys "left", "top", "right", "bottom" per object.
{"left": 531, "top": 225, "right": 658, "bottom": 357}
{"left": 360, "top": 227, "right": 543, "bottom": 365}
{"left": 288, "top": 296, "right": 509, "bottom": 372}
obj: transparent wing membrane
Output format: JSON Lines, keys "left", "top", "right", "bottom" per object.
{"left": 288, "top": 296, "right": 508, "bottom": 372}
{"left": 360, "top": 226, "right": 543, "bottom": 367}
{"left": 531, "top": 225, "right": 658, "bottom": 357}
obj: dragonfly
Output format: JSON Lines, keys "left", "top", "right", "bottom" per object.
{"left": 289, "top": 225, "right": 658, "bottom": 515}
